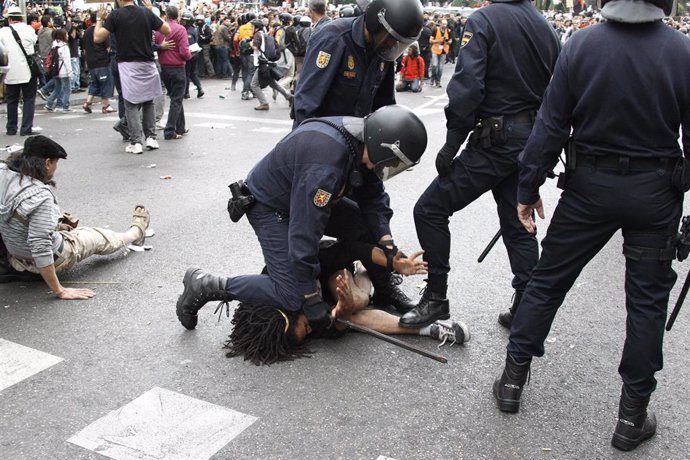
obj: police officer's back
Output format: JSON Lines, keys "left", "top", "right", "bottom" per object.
{"left": 493, "top": 0, "right": 690, "bottom": 452}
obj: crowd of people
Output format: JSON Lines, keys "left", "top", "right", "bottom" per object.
{"left": 1, "top": 0, "right": 689, "bottom": 454}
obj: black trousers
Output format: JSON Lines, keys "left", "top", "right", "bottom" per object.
{"left": 5, "top": 78, "right": 37, "bottom": 135}
{"left": 414, "top": 120, "right": 539, "bottom": 292}
{"left": 160, "top": 66, "right": 186, "bottom": 138}
{"left": 508, "top": 163, "right": 682, "bottom": 399}
{"left": 185, "top": 54, "right": 202, "bottom": 95}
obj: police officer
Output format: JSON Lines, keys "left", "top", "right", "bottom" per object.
{"left": 175, "top": 105, "right": 428, "bottom": 333}
{"left": 398, "top": 0, "right": 560, "bottom": 329}
{"left": 291, "top": 0, "right": 423, "bottom": 128}
{"left": 492, "top": 0, "right": 690, "bottom": 451}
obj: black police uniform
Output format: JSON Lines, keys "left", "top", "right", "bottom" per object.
{"left": 509, "top": 20, "right": 690, "bottom": 400}
{"left": 292, "top": 16, "right": 395, "bottom": 128}
{"left": 225, "top": 118, "right": 393, "bottom": 312}
{"left": 413, "top": 0, "right": 560, "bottom": 299}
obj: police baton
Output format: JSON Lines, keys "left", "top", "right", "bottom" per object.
{"left": 666, "top": 270, "right": 690, "bottom": 331}
{"left": 477, "top": 229, "right": 502, "bottom": 263}
{"left": 477, "top": 170, "right": 558, "bottom": 263}
{"left": 335, "top": 318, "right": 448, "bottom": 364}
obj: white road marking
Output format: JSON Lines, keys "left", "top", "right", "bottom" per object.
{"left": 193, "top": 122, "right": 236, "bottom": 129}
{"left": 67, "top": 386, "right": 258, "bottom": 460}
{"left": 251, "top": 126, "right": 291, "bottom": 134}
{"left": 185, "top": 112, "right": 292, "bottom": 126}
{"left": 0, "top": 338, "right": 63, "bottom": 392}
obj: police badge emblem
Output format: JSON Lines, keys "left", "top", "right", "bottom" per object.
{"left": 461, "top": 32, "right": 474, "bottom": 48}
{"left": 313, "top": 189, "right": 332, "bottom": 207}
{"left": 347, "top": 55, "right": 355, "bottom": 70}
{"left": 316, "top": 51, "right": 331, "bottom": 69}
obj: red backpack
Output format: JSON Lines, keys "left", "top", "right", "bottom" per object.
{"left": 43, "top": 46, "right": 60, "bottom": 77}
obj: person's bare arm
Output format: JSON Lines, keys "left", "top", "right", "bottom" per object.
{"left": 93, "top": 8, "right": 110, "bottom": 44}
{"left": 38, "top": 264, "right": 95, "bottom": 300}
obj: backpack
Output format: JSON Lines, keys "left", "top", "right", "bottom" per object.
{"left": 262, "top": 32, "right": 279, "bottom": 62}
{"left": 297, "top": 27, "right": 311, "bottom": 56}
{"left": 274, "top": 26, "right": 286, "bottom": 53}
{"left": 43, "top": 46, "right": 60, "bottom": 77}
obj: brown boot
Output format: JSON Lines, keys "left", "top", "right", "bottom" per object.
{"left": 254, "top": 103, "right": 269, "bottom": 111}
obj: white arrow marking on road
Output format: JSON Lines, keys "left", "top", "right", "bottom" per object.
{"left": 0, "top": 338, "right": 64, "bottom": 392}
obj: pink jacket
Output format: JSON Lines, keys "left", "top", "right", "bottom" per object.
{"left": 154, "top": 19, "right": 190, "bottom": 68}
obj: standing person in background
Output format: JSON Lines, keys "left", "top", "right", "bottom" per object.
{"left": 429, "top": 19, "right": 451, "bottom": 88}
{"left": 211, "top": 15, "right": 231, "bottom": 80}
{"left": 36, "top": 15, "right": 54, "bottom": 100}
{"left": 181, "top": 11, "right": 204, "bottom": 99}
{"left": 81, "top": 13, "right": 114, "bottom": 114}
{"left": 154, "top": 6, "right": 191, "bottom": 141}
{"left": 44, "top": 28, "right": 73, "bottom": 113}
{"left": 238, "top": 14, "right": 256, "bottom": 100}
{"left": 418, "top": 18, "right": 432, "bottom": 81}
{"left": 195, "top": 14, "right": 215, "bottom": 78}
{"left": 308, "top": 0, "right": 331, "bottom": 39}
{"left": 67, "top": 21, "right": 82, "bottom": 92}
{"left": 0, "top": 7, "right": 41, "bottom": 136}
{"left": 94, "top": 0, "right": 171, "bottom": 154}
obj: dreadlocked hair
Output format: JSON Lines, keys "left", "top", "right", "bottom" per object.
{"left": 223, "top": 302, "right": 312, "bottom": 366}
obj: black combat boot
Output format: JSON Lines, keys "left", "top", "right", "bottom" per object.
{"left": 493, "top": 353, "right": 532, "bottom": 413}
{"left": 371, "top": 273, "right": 416, "bottom": 313}
{"left": 611, "top": 386, "right": 657, "bottom": 451}
{"left": 498, "top": 291, "right": 523, "bottom": 329}
{"left": 399, "top": 286, "right": 450, "bottom": 328}
{"left": 176, "top": 267, "right": 230, "bottom": 330}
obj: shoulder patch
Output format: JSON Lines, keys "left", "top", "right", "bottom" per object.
{"left": 316, "top": 51, "right": 331, "bottom": 69}
{"left": 461, "top": 32, "right": 473, "bottom": 48}
{"left": 313, "top": 189, "right": 332, "bottom": 207}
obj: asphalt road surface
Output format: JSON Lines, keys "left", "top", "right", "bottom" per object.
{"left": 1, "top": 69, "right": 689, "bottom": 460}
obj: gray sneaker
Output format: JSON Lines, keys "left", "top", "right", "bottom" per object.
{"left": 430, "top": 320, "right": 470, "bottom": 348}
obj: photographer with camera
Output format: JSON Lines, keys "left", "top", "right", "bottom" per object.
{"left": 67, "top": 19, "right": 84, "bottom": 92}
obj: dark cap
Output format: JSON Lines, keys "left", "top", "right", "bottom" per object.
{"left": 23, "top": 135, "right": 67, "bottom": 159}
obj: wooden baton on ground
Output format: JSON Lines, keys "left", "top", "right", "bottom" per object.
{"left": 335, "top": 318, "right": 448, "bottom": 364}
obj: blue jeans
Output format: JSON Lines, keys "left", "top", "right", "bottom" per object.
{"left": 430, "top": 53, "right": 444, "bottom": 83}
{"left": 70, "top": 57, "right": 80, "bottom": 90}
{"left": 45, "top": 77, "right": 71, "bottom": 110}
{"left": 214, "top": 46, "right": 230, "bottom": 78}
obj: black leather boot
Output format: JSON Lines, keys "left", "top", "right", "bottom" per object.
{"left": 176, "top": 267, "right": 229, "bottom": 330}
{"left": 371, "top": 273, "right": 416, "bottom": 313}
{"left": 399, "top": 288, "right": 450, "bottom": 328}
{"left": 498, "top": 291, "right": 523, "bottom": 329}
{"left": 611, "top": 387, "right": 657, "bottom": 451}
{"left": 493, "top": 353, "right": 531, "bottom": 413}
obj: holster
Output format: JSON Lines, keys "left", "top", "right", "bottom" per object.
{"left": 671, "top": 157, "right": 690, "bottom": 194}
{"left": 469, "top": 116, "right": 505, "bottom": 148}
{"left": 227, "top": 180, "right": 255, "bottom": 223}
{"left": 556, "top": 137, "right": 576, "bottom": 190}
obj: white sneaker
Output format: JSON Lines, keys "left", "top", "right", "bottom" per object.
{"left": 29, "top": 126, "right": 42, "bottom": 133}
{"left": 125, "top": 143, "right": 143, "bottom": 154}
{"left": 145, "top": 137, "right": 160, "bottom": 150}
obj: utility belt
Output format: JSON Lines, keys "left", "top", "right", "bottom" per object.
{"left": 227, "top": 180, "right": 256, "bottom": 223}
{"left": 469, "top": 110, "right": 536, "bottom": 148}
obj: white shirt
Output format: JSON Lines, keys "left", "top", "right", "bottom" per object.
{"left": 0, "top": 22, "right": 38, "bottom": 85}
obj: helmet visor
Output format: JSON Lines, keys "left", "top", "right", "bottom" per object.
{"left": 371, "top": 9, "right": 418, "bottom": 61}
{"left": 373, "top": 141, "right": 417, "bottom": 181}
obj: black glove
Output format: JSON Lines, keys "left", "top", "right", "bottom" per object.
{"left": 435, "top": 144, "right": 457, "bottom": 177}
{"left": 302, "top": 296, "right": 333, "bottom": 333}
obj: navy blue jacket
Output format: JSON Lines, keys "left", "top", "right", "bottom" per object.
{"left": 445, "top": 0, "right": 560, "bottom": 151}
{"left": 292, "top": 16, "right": 396, "bottom": 128}
{"left": 518, "top": 21, "right": 690, "bottom": 204}
{"left": 246, "top": 118, "right": 393, "bottom": 295}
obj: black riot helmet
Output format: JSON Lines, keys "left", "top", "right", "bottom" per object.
{"left": 363, "top": 105, "right": 427, "bottom": 181}
{"left": 364, "top": 0, "right": 424, "bottom": 62}
{"left": 293, "top": 15, "right": 302, "bottom": 27}
{"left": 181, "top": 11, "right": 193, "bottom": 25}
{"left": 279, "top": 13, "right": 293, "bottom": 25}
{"left": 340, "top": 6, "right": 355, "bottom": 17}
{"left": 245, "top": 12, "right": 257, "bottom": 22}
{"left": 598, "top": 0, "right": 676, "bottom": 16}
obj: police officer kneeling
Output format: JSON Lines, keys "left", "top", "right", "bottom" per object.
{"left": 492, "top": 0, "right": 690, "bottom": 451}
{"left": 175, "top": 105, "right": 427, "bottom": 336}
